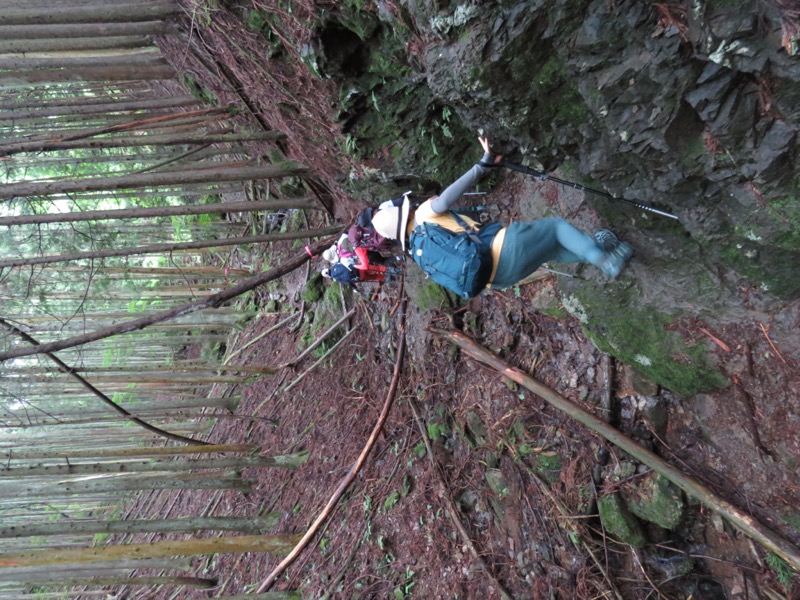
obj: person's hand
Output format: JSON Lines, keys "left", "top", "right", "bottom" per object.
{"left": 478, "top": 136, "right": 503, "bottom": 165}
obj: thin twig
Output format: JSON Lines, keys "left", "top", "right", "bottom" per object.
{"left": 221, "top": 312, "right": 295, "bottom": 366}
{"left": 358, "top": 299, "right": 375, "bottom": 332}
{"left": 759, "top": 322, "right": 788, "bottom": 364}
{"left": 279, "top": 326, "right": 357, "bottom": 396}
{"left": 278, "top": 308, "right": 356, "bottom": 369}
{"left": 699, "top": 327, "right": 731, "bottom": 352}
{"left": 633, "top": 547, "right": 664, "bottom": 599}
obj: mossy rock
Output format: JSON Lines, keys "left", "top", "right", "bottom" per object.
{"left": 534, "top": 451, "right": 562, "bottom": 484}
{"left": 567, "top": 282, "right": 729, "bottom": 397}
{"left": 486, "top": 467, "right": 509, "bottom": 521}
{"left": 623, "top": 473, "right": 685, "bottom": 530}
{"left": 598, "top": 493, "right": 647, "bottom": 548}
{"left": 302, "top": 272, "right": 324, "bottom": 303}
{"left": 485, "top": 468, "right": 509, "bottom": 497}
{"left": 426, "top": 403, "right": 452, "bottom": 446}
{"left": 416, "top": 279, "right": 452, "bottom": 313}
{"left": 465, "top": 410, "right": 488, "bottom": 447}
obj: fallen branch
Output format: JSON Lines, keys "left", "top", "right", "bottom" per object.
{"left": 278, "top": 308, "right": 356, "bottom": 369}
{"left": 408, "top": 396, "right": 515, "bottom": 600}
{"left": 220, "top": 313, "right": 297, "bottom": 368}
{"left": 278, "top": 325, "right": 357, "bottom": 396}
{"left": 255, "top": 296, "right": 408, "bottom": 592}
{"left": 432, "top": 327, "right": 800, "bottom": 572}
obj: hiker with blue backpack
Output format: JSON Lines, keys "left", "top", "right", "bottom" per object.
{"left": 370, "top": 136, "right": 633, "bottom": 299}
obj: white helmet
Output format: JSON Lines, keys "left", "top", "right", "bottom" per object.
{"left": 322, "top": 246, "right": 339, "bottom": 263}
{"left": 371, "top": 194, "right": 411, "bottom": 250}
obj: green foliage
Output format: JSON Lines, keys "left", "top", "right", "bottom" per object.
{"left": 765, "top": 552, "right": 796, "bottom": 590}
{"left": 383, "top": 491, "right": 401, "bottom": 511}
{"left": 194, "top": 0, "right": 218, "bottom": 26}
{"left": 534, "top": 452, "right": 562, "bottom": 483}
{"left": 393, "top": 565, "right": 416, "bottom": 599}
{"left": 302, "top": 272, "right": 325, "bottom": 303}
{"left": 245, "top": 8, "right": 268, "bottom": 31}
{"left": 320, "top": 6, "right": 475, "bottom": 186}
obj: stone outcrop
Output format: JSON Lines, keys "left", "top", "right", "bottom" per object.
{"left": 314, "top": 0, "right": 798, "bottom": 395}
{"left": 398, "top": 0, "right": 799, "bottom": 393}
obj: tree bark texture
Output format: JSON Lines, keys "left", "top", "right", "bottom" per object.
{"left": 0, "top": 198, "right": 317, "bottom": 226}
{"left": 0, "top": 164, "right": 304, "bottom": 199}
{"left": 0, "top": 225, "right": 341, "bottom": 269}
{"left": 0, "top": 534, "right": 301, "bottom": 568}
{"left": 0, "top": 514, "right": 281, "bottom": 539}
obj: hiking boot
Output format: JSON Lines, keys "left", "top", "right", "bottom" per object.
{"left": 594, "top": 229, "right": 619, "bottom": 251}
{"left": 599, "top": 242, "right": 633, "bottom": 279}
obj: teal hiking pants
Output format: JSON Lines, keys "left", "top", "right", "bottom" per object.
{"left": 491, "top": 218, "right": 603, "bottom": 288}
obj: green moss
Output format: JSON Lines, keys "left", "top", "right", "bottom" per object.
{"left": 317, "top": 5, "right": 473, "bottom": 184}
{"left": 323, "top": 280, "right": 348, "bottom": 305}
{"left": 335, "top": 0, "right": 380, "bottom": 40}
{"left": 766, "top": 193, "right": 800, "bottom": 251}
{"left": 537, "top": 303, "right": 567, "bottom": 319}
{"left": 719, "top": 239, "right": 800, "bottom": 298}
{"left": 624, "top": 473, "right": 685, "bottom": 530}
{"left": 426, "top": 403, "right": 452, "bottom": 442}
{"left": 416, "top": 281, "right": 451, "bottom": 313}
{"left": 302, "top": 272, "right": 324, "bottom": 303}
{"left": 554, "top": 86, "right": 590, "bottom": 123}
{"left": 577, "top": 284, "right": 729, "bottom": 396}
{"left": 781, "top": 513, "right": 800, "bottom": 535}
{"left": 295, "top": 280, "right": 352, "bottom": 357}
{"left": 180, "top": 74, "right": 218, "bottom": 105}
{"left": 598, "top": 493, "right": 647, "bottom": 547}
{"left": 534, "top": 55, "right": 566, "bottom": 89}
{"left": 534, "top": 452, "right": 562, "bottom": 483}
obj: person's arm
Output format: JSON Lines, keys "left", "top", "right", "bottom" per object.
{"left": 429, "top": 137, "right": 502, "bottom": 214}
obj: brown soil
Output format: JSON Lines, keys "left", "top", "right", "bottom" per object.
{"left": 115, "top": 3, "right": 800, "bottom": 599}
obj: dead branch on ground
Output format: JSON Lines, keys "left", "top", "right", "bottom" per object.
{"left": 432, "top": 328, "right": 800, "bottom": 572}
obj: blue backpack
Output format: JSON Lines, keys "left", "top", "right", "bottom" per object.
{"left": 329, "top": 262, "right": 359, "bottom": 286}
{"left": 408, "top": 212, "right": 502, "bottom": 299}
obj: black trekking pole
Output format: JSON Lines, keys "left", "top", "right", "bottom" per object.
{"left": 501, "top": 160, "right": 679, "bottom": 221}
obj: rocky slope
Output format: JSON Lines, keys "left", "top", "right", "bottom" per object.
{"left": 312, "top": 0, "right": 800, "bottom": 395}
